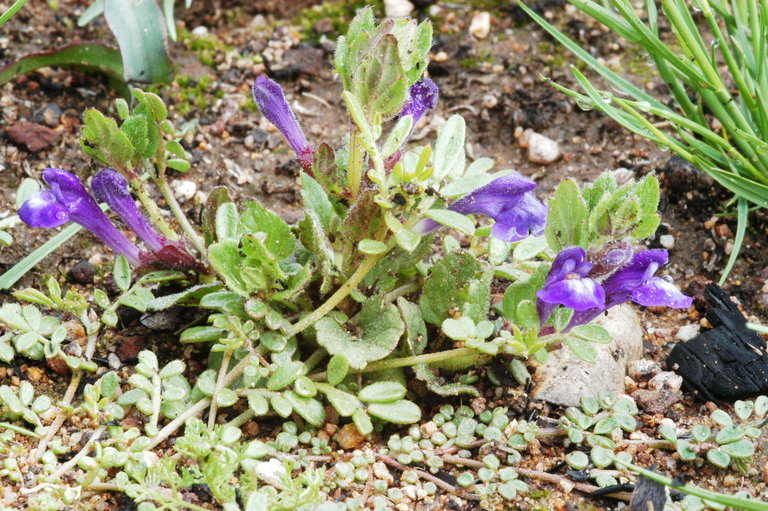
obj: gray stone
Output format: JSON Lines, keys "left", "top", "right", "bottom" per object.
{"left": 676, "top": 324, "right": 700, "bottom": 341}
{"left": 627, "top": 359, "right": 662, "bottom": 381}
{"left": 526, "top": 131, "right": 561, "bottom": 164}
{"left": 648, "top": 371, "right": 683, "bottom": 391}
{"left": 532, "top": 305, "right": 644, "bottom": 407}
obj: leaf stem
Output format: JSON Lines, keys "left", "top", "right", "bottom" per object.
{"left": 155, "top": 177, "right": 207, "bottom": 258}
{"left": 129, "top": 177, "right": 178, "bottom": 240}
{"left": 207, "top": 349, "right": 233, "bottom": 430}
{"left": 286, "top": 252, "right": 384, "bottom": 338}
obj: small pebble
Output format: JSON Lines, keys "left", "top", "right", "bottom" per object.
{"left": 659, "top": 234, "right": 675, "bottom": 249}
{"left": 171, "top": 179, "right": 197, "bottom": 203}
{"left": 69, "top": 260, "right": 95, "bottom": 285}
{"left": 627, "top": 359, "right": 662, "bottom": 380}
{"left": 336, "top": 423, "right": 365, "bottom": 450}
{"left": 648, "top": 371, "right": 683, "bottom": 391}
{"left": 384, "top": 0, "right": 414, "bottom": 17}
{"left": 481, "top": 94, "right": 498, "bottom": 109}
{"left": 469, "top": 11, "right": 491, "bottom": 39}
{"left": 522, "top": 130, "right": 561, "bottom": 164}
{"left": 191, "top": 26, "right": 209, "bottom": 37}
{"left": 676, "top": 324, "right": 700, "bottom": 341}
{"left": 372, "top": 462, "right": 393, "bottom": 484}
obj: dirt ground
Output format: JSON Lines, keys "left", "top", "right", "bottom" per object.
{"left": 2, "top": 0, "right": 768, "bottom": 509}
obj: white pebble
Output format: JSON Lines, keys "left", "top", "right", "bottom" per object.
{"left": 526, "top": 132, "right": 561, "bottom": 164}
{"left": 676, "top": 324, "right": 700, "bottom": 341}
{"left": 171, "top": 179, "right": 197, "bottom": 203}
{"left": 469, "top": 11, "right": 491, "bottom": 39}
{"left": 649, "top": 371, "right": 683, "bottom": 391}
{"left": 384, "top": 0, "right": 414, "bottom": 17}
{"left": 254, "top": 458, "right": 287, "bottom": 489}
{"left": 191, "top": 26, "right": 209, "bottom": 37}
{"left": 659, "top": 234, "right": 675, "bottom": 249}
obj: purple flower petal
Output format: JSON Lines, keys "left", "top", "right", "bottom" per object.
{"left": 19, "top": 168, "right": 142, "bottom": 265}
{"left": 631, "top": 277, "right": 693, "bottom": 308}
{"left": 602, "top": 249, "right": 668, "bottom": 306}
{"left": 537, "top": 277, "right": 605, "bottom": 311}
{"left": 400, "top": 78, "right": 439, "bottom": 125}
{"left": 253, "top": 75, "right": 313, "bottom": 171}
{"left": 92, "top": 169, "right": 163, "bottom": 252}
{"left": 449, "top": 173, "right": 538, "bottom": 218}
{"left": 546, "top": 247, "right": 593, "bottom": 284}
{"left": 491, "top": 193, "right": 547, "bottom": 242}
{"left": 18, "top": 190, "right": 69, "bottom": 228}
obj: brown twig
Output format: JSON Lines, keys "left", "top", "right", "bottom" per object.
{"left": 376, "top": 453, "right": 480, "bottom": 501}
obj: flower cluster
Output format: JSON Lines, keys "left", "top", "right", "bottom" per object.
{"left": 18, "top": 168, "right": 198, "bottom": 270}
{"left": 537, "top": 246, "right": 692, "bottom": 331}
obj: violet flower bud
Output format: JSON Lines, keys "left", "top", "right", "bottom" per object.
{"left": 18, "top": 168, "right": 141, "bottom": 264}
{"left": 416, "top": 173, "right": 547, "bottom": 242}
{"left": 91, "top": 169, "right": 200, "bottom": 271}
{"left": 253, "top": 75, "right": 313, "bottom": 173}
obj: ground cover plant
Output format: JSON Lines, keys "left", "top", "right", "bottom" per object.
{"left": 1, "top": 3, "right": 768, "bottom": 510}
{"left": 522, "top": 0, "right": 768, "bottom": 281}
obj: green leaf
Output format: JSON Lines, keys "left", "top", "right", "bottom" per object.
{"left": 565, "top": 451, "right": 589, "bottom": 470}
{"left": 432, "top": 115, "right": 466, "bottom": 181}
{"left": 270, "top": 394, "right": 292, "bottom": 418}
{"left": 412, "top": 363, "right": 480, "bottom": 396}
{"left": 239, "top": 200, "right": 296, "bottom": 260}
{"left": 352, "top": 34, "right": 408, "bottom": 118}
{"left": 298, "top": 211, "right": 336, "bottom": 294}
{"left": 425, "top": 209, "right": 476, "bottom": 236}
{"left": 326, "top": 355, "right": 349, "bottom": 386}
{"left": 721, "top": 439, "right": 754, "bottom": 458}
{"left": 358, "top": 239, "right": 388, "bottom": 255}
{"left": 715, "top": 426, "right": 744, "bottom": 445}
{"left": 711, "top": 409, "right": 733, "bottom": 427}
{"left": 215, "top": 202, "right": 239, "bottom": 242}
{"left": 367, "top": 400, "right": 421, "bottom": 424}
{"left": 202, "top": 187, "right": 233, "bottom": 246}
{"left": 104, "top": 0, "right": 173, "bottom": 83}
{"left": 121, "top": 114, "right": 159, "bottom": 159}
{"left": 564, "top": 337, "right": 598, "bottom": 363}
{"left": 352, "top": 408, "right": 373, "bottom": 435}
{"left": 0, "top": 43, "right": 124, "bottom": 89}
{"left": 267, "top": 361, "right": 304, "bottom": 391}
{"left": 80, "top": 109, "right": 135, "bottom": 170}
{"left": 545, "top": 179, "right": 588, "bottom": 251}
{"left": 395, "top": 229, "right": 421, "bottom": 252}
{"left": 113, "top": 256, "right": 132, "bottom": 292}
{"left": 419, "top": 250, "right": 481, "bottom": 325}
{"left": 180, "top": 326, "right": 226, "bottom": 343}
{"left": 442, "top": 317, "right": 476, "bottom": 341}
{"left": 284, "top": 391, "right": 325, "bottom": 427}
{"left": 208, "top": 240, "right": 247, "bottom": 296}
{"left": 397, "top": 298, "right": 427, "bottom": 356}
{"left": 571, "top": 324, "right": 612, "bottom": 344}
{"left": 321, "top": 385, "right": 361, "bottom": 417}
{"left": 382, "top": 115, "right": 413, "bottom": 158}
{"left": 706, "top": 448, "right": 731, "bottom": 468}
{"left": 300, "top": 174, "right": 335, "bottom": 231}
{"left": 314, "top": 296, "right": 405, "bottom": 370}
{"left": 358, "top": 382, "right": 407, "bottom": 403}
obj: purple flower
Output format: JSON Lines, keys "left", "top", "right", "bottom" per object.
{"left": 536, "top": 247, "right": 605, "bottom": 323}
{"left": 91, "top": 169, "right": 199, "bottom": 271}
{"left": 18, "top": 169, "right": 141, "bottom": 265}
{"left": 416, "top": 173, "right": 548, "bottom": 242}
{"left": 400, "top": 78, "right": 439, "bottom": 127}
{"left": 253, "top": 75, "right": 313, "bottom": 173}
{"left": 602, "top": 249, "right": 692, "bottom": 309}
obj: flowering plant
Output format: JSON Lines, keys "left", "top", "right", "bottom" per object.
{"left": 1, "top": 8, "right": 693, "bottom": 509}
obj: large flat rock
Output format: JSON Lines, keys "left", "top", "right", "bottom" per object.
{"left": 532, "top": 304, "right": 644, "bottom": 407}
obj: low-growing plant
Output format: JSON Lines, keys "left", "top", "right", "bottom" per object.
{"left": 521, "top": 0, "right": 768, "bottom": 281}
{"left": 0, "top": 6, "right": 727, "bottom": 510}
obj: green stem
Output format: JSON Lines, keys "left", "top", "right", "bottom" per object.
{"left": 286, "top": 252, "right": 384, "bottom": 338}
{"left": 155, "top": 177, "right": 207, "bottom": 258}
{"left": 129, "top": 178, "right": 178, "bottom": 240}
{"left": 149, "top": 370, "right": 162, "bottom": 436}
{"left": 208, "top": 349, "right": 233, "bottom": 429}
{"left": 347, "top": 130, "right": 364, "bottom": 197}
{"left": 0, "top": 0, "right": 29, "bottom": 26}
{"left": 0, "top": 422, "right": 40, "bottom": 438}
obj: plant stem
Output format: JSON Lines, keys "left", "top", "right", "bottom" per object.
{"left": 208, "top": 349, "right": 233, "bottom": 429}
{"left": 347, "top": 130, "right": 364, "bottom": 197}
{"left": 149, "top": 370, "right": 162, "bottom": 436}
{"left": 147, "top": 398, "right": 210, "bottom": 451}
{"left": 286, "top": 252, "right": 384, "bottom": 338}
{"left": 47, "top": 426, "right": 106, "bottom": 482}
{"left": 0, "top": 422, "right": 40, "bottom": 438}
{"left": 155, "top": 177, "right": 207, "bottom": 258}
{"left": 130, "top": 178, "right": 178, "bottom": 240}
{"left": 362, "top": 348, "right": 482, "bottom": 372}
{"left": 382, "top": 281, "right": 419, "bottom": 305}
{"left": 0, "top": 0, "right": 29, "bottom": 26}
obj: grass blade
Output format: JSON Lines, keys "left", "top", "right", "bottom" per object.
{"left": 719, "top": 198, "right": 748, "bottom": 284}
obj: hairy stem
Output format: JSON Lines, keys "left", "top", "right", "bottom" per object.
{"left": 156, "top": 178, "right": 207, "bottom": 258}
{"left": 129, "top": 177, "right": 178, "bottom": 240}
{"left": 47, "top": 426, "right": 106, "bottom": 482}
{"left": 208, "top": 349, "right": 233, "bottom": 430}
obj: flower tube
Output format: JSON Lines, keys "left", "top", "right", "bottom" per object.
{"left": 18, "top": 168, "right": 141, "bottom": 264}
{"left": 536, "top": 246, "right": 605, "bottom": 324}
{"left": 253, "top": 75, "right": 313, "bottom": 172}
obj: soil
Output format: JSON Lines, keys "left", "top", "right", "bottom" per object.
{"left": 2, "top": 0, "right": 768, "bottom": 509}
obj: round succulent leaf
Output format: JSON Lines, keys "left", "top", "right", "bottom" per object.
{"left": 293, "top": 376, "right": 317, "bottom": 398}
{"left": 612, "top": 397, "right": 639, "bottom": 415}
{"left": 706, "top": 448, "right": 731, "bottom": 469}
{"left": 497, "top": 483, "right": 517, "bottom": 501}
{"left": 565, "top": 451, "right": 589, "bottom": 470}
{"left": 580, "top": 396, "right": 599, "bottom": 416}
{"left": 284, "top": 391, "right": 325, "bottom": 427}
{"left": 323, "top": 387, "right": 361, "bottom": 417}
{"left": 710, "top": 409, "right": 733, "bottom": 427}
{"left": 595, "top": 474, "right": 618, "bottom": 488}
{"left": 715, "top": 425, "right": 744, "bottom": 445}
{"left": 733, "top": 400, "right": 753, "bottom": 421}
{"left": 359, "top": 239, "right": 388, "bottom": 255}
{"left": 755, "top": 395, "right": 768, "bottom": 417}
{"left": 117, "top": 388, "right": 147, "bottom": 406}
{"left": 358, "top": 381, "right": 407, "bottom": 403}
{"left": 615, "top": 451, "right": 633, "bottom": 465}
{"left": 721, "top": 439, "right": 754, "bottom": 459}
{"left": 267, "top": 361, "right": 304, "bottom": 391}
{"left": 587, "top": 435, "right": 615, "bottom": 449}
{"left": 593, "top": 417, "right": 618, "bottom": 435}
{"left": 590, "top": 446, "right": 612, "bottom": 468}
{"left": 676, "top": 440, "right": 697, "bottom": 461}
{"left": 326, "top": 354, "right": 349, "bottom": 386}
{"left": 162, "top": 385, "right": 187, "bottom": 402}
{"left": 614, "top": 412, "right": 637, "bottom": 432}
{"left": 441, "top": 316, "right": 476, "bottom": 341}
{"left": 215, "top": 388, "right": 238, "bottom": 407}
{"left": 352, "top": 408, "right": 373, "bottom": 436}
{"left": 270, "top": 394, "right": 292, "bottom": 418}
{"left": 691, "top": 425, "right": 711, "bottom": 443}
{"left": 367, "top": 400, "right": 421, "bottom": 424}
{"left": 658, "top": 424, "right": 677, "bottom": 443}
{"left": 248, "top": 393, "right": 269, "bottom": 416}
{"left": 220, "top": 426, "right": 242, "bottom": 446}
{"left": 567, "top": 427, "right": 584, "bottom": 444}
{"left": 195, "top": 370, "right": 217, "bottom": 396}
